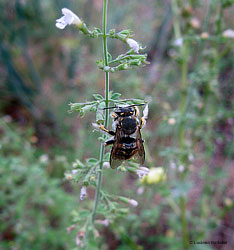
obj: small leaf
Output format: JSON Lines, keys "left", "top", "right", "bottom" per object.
{"left": 79, "top": 210, "right": 91, "bottom": 219}
{"left": 131, "top": 99, "right": 146, "bottom": 104}
{"left": 108, "top": 52, "right": 112, "bottom": 62}
{"left": 104, "top": 152, "right": 111, "bottom": 161}
{"left": 96, "top": 111, "right": 104, "bottom": 122}
{"left": 90, "top": 106, "right": 97, "bottom": 112}
{"left": 73, "top": 159, "right": 85, "bottom": 168}
{"left": 111, "top": 92, "right": 121, "bottom": 100}
{"left": 93, "top": 94, "right": 104, "bottom": 100}
{"left": 86, "top": 158, "right": 99, "bottom": 165}
{"left": 94, "top": 27, "right": 102, "bottom": 33}
{"left": 82, "top": 105, "right": 93, "bottom": 113}
{"left": 96, "top": 60, "right": 104, "bottom": 69}
{"left": 98, "top": 101, "right": 106, "bottom": 109}
{"left": 98, "top": 137, "right": 106, "bottom": 143}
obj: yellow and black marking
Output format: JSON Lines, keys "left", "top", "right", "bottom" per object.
{"left": 139, "top": 117, "right": 146, "bottom": 129}
{"left": 97, "top": 104, "right": 146, "bottom": 168}
{"left": 99, "top": 125, "right": 115, "bottom": 136}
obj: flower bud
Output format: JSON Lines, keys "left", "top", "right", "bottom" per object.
{"left": 168, "top": 118, "right": 176, "bottom": 125}
{"left": 174, "top": 38, "right": 183, "bottom": 47}
{"left": 201, "top": 32, "right": 209, "bottom": 39}
{"left": 118, "top": 196, "right": 138, "bottom": 207}
{"left": 178, "top": 165, "right": 184, "bottom": 172}
{"left": 96, "top": 219, "right": 109, "bottom": 227}
{"left": 80, "top": 186, "right": 87, "bottom": 200}
{"left": 66, "top": 224, "right": 76, "bottom": 233}
{"left": 190, "top": 17, "right": 200, "bottom": 29}
{"left": 222, "top": 29, "right": 234, "bottom": 39}
{"left": 128, "top": 199, "right": 138, "bottom": 207}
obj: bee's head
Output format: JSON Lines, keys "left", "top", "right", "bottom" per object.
{"left": 114, "top": 106, "right": 135, "bottom": 117}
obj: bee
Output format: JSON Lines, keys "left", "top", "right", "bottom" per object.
{"left": 94, "top": 104, "right": 148, "bottom": 169}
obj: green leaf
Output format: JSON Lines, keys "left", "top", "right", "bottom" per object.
{"left": 78, "top": 210, "right": 91, "bottom": 219}
{"left": 86, "top": 158, "right": 99, "bottom": 166}
{"left": 94, "top": 27, "right": 102, "bottom": 33}
{"left": 108, "top": 52, "right": 112, "bottom": 62}
{"left": 96, "top": 110, "right": 104, "bottom": 122}
{"left": 111, "top": 92, "right": 121, "bottom": 100}
{"left": 82, "top": 104, "right": 93, "bottom": 113}
{"left": 98, "top": 137, "right": 106, "bottom": 143}
{"left": 73, "top": 159, "right": 85, "bottom": 168}
{"left": 96, "top": 59, "right": 104, "bottom": 69}
{"left": 104, "top": 152, "right": 111, "bottom": 161}
{"left": 93, "top": 94, "right": 104, "bottom": 100}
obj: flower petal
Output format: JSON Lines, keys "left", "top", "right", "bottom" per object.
{"left": 56, "top": 21, "right": 67, "bottom": 29}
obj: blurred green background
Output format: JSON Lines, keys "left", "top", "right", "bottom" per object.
{"left": 0, "top": 0, "right": 234, "bottom": 249}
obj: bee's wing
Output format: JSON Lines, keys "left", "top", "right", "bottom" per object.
{"left": 110, "top": 128, "right": 124, "bottom": 169}
{"left": 134, "top": 127, "right": 145, "bottom": 165}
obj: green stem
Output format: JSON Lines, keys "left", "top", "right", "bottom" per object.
{"left": 171, "top": 0, "right": 181, "bottom": 39}
{"left": 91, "top": 0, "right": 109, "bottom": 223}
{"left": 180, "top": 196, "right": 189, "bottom": 249}
{"left": 171, "top": 0, "right": 190, "bottom": 245}
{"left": 179, "top": 41, "right": 189, "bottom": 153}
{"left": 178, "top": 40, "right": 190, "bottom": 250}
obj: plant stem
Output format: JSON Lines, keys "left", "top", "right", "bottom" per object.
{"left": 171, "top": 1, "right": 190, "bottom": 248}
{"left": 91, "top": 0, "right": 109, "bottom": 223}
{"left": 179, "top": 40, "right": 189, "bottom": 250}
{"left": 171, "top": 0, "right": 181, "bottom": 39}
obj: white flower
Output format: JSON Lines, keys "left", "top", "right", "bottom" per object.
{"left": 66, "top": 224, "right": 76, "bottom": 233}
{"left": 188, "top": 154, "right": 194, "bottom": 162}
{"left": 168, "top": 118, "right": 176, "bottom": 125}
{"left": 222, "top": 29, "right": 234, "bottom": 39}
{"left": 56, "top": 8, "right": 82, "bottom": 29}
{"left": 40, "top": 154, "right": 49, "bottom": 163}
{"left": 128, "top": 199, "right": 138, "bottom": 207}
{"left": 103, "top": 162, "right": 110, "bottom": 168}
{"left": 174, "top": 38, "right": 183, "bottom": 47}
{"left": 126, "top": 38, "right": 140, "bottom": 53}
{"left": 170, "top": 162, "right": 176, "bottom": 169}
{"left": 80, "top": 186, "right": 87, "bottom": 200}
{"left": 136, "top": 166, "right": 150, "bottom": 179}
{"left": 96, "top": 219, "right": 109, "bottom": 227}
{"left": 76, "top": 233, "right": 83, "bottom": 247}
{"left": 178, "top": 165, "right": 184, "bottom": 172}
{"left": 137, "top": 186, "right": 144, "bottom": 195}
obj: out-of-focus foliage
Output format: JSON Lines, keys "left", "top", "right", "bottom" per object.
{"left": 0, "top": 118, "right": 77, "bottom": 250}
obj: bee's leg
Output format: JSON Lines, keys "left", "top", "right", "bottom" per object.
{"left": 99, "top": 125, "right": 115, "bottom": 136}
{"left": 112, "top": 112, "right": 118, "bottom": 119}
{"left": 104, "top": 138, "right": 115, "bottom": 146}
{"left": 92, "top": 123, "right": 115, "bottom": 136}
{"left": 139, "top": 104, "right": 149, "bottom": 129}
{"left": 133, "top": 106, "right": 139, "bottom": 117}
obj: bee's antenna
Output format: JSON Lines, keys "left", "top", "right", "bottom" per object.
{"left": 128, "top": 103, "right": 146, "bottom": 107}
{"left": 103, "top": 106, "right": 117, "bottom": 110}
{"left": 102, "top": 103, "right": 146, "bottom": 110}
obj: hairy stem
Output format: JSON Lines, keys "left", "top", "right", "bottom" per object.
{"left": 92, "top": 0, "right": 109, "bottom": 223}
